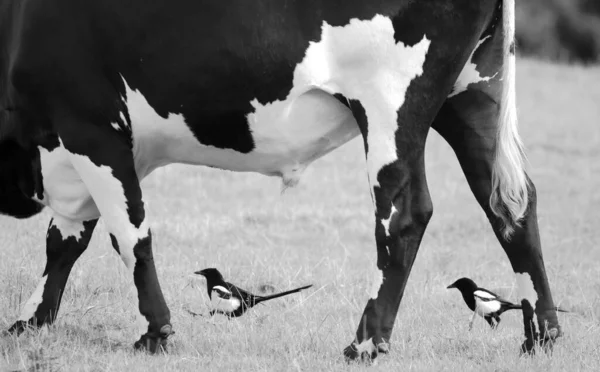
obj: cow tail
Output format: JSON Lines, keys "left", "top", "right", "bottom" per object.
{"left": 490, "top": 0, "right": 529, "bottom": 240}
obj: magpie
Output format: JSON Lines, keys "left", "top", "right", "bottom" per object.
{"left": 447, "top": 277, "right": 525, "bottom": 330}
{"left": 195, "top": 268, "right": 313, "bottom": 318}
{"left": 447, "top": 277, "right": 568, "bottom": 330}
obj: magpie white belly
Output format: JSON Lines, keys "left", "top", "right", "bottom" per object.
{"left": 211, "top": 294, "right": 241, "bottom": 313}
{"left": 475, "top": 297, "right": 501, "bottom": 315}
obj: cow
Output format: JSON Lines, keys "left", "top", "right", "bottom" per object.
{"left": 0, "top": 0, "right": 562, "bottom": 360}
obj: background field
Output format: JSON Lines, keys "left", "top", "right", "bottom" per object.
{"left": 1, "top": 58, "right": 599, "bottom": 371}
{"left": 517, "top": 0, "right": 600, "bottom": 63}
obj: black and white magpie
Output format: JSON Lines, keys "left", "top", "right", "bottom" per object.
{"left": 447, "top": 277, "right": 568, "bottom": 330}
{"left": 447, "top": 277, "right": 523, "bottom": 330}
{"left": 195, "top": 268, "right": 313, "bottom": 318}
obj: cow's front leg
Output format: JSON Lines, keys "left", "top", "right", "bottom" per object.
{"left": 58, "top": 115, "right": 172, "bottom": 353}
{"left": 6, "top": 216, "right": 97, "bottom": 335}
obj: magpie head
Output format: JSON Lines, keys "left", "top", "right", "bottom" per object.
{"left": 194, "top": 268, "right": 224, "bottom": 281}
{"left": 447, "top": 277, "right": 478, "bottom": 294}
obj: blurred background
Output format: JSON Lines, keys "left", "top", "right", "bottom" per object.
{"left": 517, "top": 0, "right": 600, "bottom": 63}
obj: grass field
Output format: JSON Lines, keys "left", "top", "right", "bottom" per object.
{"left": 1, "top": 58, "right": 599, "bottom": 371}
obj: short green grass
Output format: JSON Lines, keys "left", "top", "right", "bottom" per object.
{"left": 1, "top": 58, "right": 599, "bottom": 371}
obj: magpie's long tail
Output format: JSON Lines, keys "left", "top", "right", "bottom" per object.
{"left": 254, "top": 284, "right": 313, "bottom": 304}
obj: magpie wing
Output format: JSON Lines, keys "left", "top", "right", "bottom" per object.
{"left": 212, "top": 285, "right": 232, "bottom": 300}
{"left": 475, "top": 288, "right": 521, "bottom": 308}
{"left": 473, "top": 289, "right": 499, "bottom": 302}
{"left": 225, "top": 282, "right": 256, "bottom": 304}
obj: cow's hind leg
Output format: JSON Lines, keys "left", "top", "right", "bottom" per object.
{"left": 57, "top": 112, "right": 172, "bottom": 353}
{"left": 343, "top": 134, "right": 433, "bottom": 362}
{"left": 340, "top": 36, "right": 463, "bottom": 359}
{"left": 432, "top": 92, "right": 562, "bottom": 353}
{"left": 432, "top": 0, "right": 561, "bottom": 352}
{"left": 6, "top": 216, "right": 97, "bottom": 335}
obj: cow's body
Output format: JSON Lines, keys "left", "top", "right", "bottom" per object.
{"left": 1, "top": 0, "right": 561, "bottom": 359}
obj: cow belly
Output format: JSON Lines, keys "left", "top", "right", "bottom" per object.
{"left": 130, "top": 86, "right": 360, "bottom": 185}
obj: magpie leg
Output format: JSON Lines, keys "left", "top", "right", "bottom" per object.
{"left": 485, "top": 316, "right": 495, "bottom": 329}
{"left": 494, "top": 315, "right": 501, "bottom": 329}
{"left": 58, "top": 111, "right": 172, "bottom": 354}
{"left": 185, "top": 309, "right": 204, "bottom": 317}
{"left": 433, "top": 89, "right": 561, "bottom": 355}
{"left": 469, "top": 312, "right": 478, "bottom": 331}
{"left": 6, "top": 217, "right": 98, "bottom": 335}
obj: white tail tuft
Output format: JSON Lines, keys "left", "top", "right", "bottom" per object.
{"left": 490, "top": 0, "right": 530, "bottom": 240}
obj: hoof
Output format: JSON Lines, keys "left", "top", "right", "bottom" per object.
{"left": 520, "top": 339, "right": 536, "bottom": 356}
{"left": 520, "top": 326, "right": 563, "bottom": 356}
{"left": 343, "top": 344, "right": 375, "bottom": 364}
{"left": 343, "top": 342, "right": 388, "bottom": 363}
{"left": 542, "top": 326, "right": 563, "bottom": 342}
{"left": 343, "top": 344, "right": 361, "bottom": 362}
{"left": 539, "top": 326, "right": 562, "bottom": 353}
{"left": 5, "top": 320, "right": 28, "bottom": 336}
{"left": 134, "top": 324, "right": 175, "bottom": 354}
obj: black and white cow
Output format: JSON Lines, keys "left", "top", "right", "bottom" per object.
{"left": 0, "top": 0, "right": 561, "bottom": 359}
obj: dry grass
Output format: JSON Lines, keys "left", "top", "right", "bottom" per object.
{"left": 1, "top": 58, "right": 599, "bottom": 371}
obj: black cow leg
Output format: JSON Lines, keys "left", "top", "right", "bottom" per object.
{"left": 58, "top": 113, "right": 172, "bottom": 354}
{"left": 343, "top": 153, "right": 433, "bottom": 362}
{"left": 433, "top": 93, "right": 561, "bottom": 355}
{"left": 342, "top": 93, "right": 438, "bottom": 362}
{"left": 6, "top": 217, "right": 98, "bottom": 335}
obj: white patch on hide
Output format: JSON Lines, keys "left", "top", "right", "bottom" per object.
{"left": 380, "top": 205, "right": 397, "bottom": 236}
{"left": 18, "top": 275, "right": 48, "bottom": 321}
{"left": 355, "top": 337, "right": 376, "bottom": 355}
{"left": 65, "top": 151, "right": 149, "bottom": 271}
{"left": 449, "top": 35, "right": 498, "bottom": 98}
{"left": 37, "top": 145, "right": 99, "bottom": 221}
{"left": 370, "top": 269, "right": 384, "bottom": 299}
{"left": 285, "top": 15, "right": 430, "bottom": 188}
{"left": 51, "top": 215, "right": 85, "bottom": 241}
{"left": 515, "top": 272, "right": 539, "bottom": 327}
